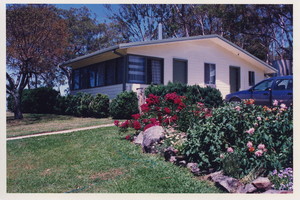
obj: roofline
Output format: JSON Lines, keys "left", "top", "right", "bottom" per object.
{"left": 59, "top": 45, "right": 119, "bottom": 67}
{"left": 59, "top": 34, "right": 277, "bottom": 72}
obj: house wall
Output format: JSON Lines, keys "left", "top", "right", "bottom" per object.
{"left": 127, "top": 40, "right": 265, "bottom": 98}
{"left": 70, "top": 84, "right": 123, "bottom": 99}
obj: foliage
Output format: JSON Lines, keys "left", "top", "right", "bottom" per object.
{"left": 269, "top": 168, "right": 293, "bottom": 191}
{"left": 6, "top": 4, "right": 68, "bottom": 119}
{"left": 109, "top": 91, "right": 139, "bottom": 119}
{"left": 109, "top": 4, "right": 292, "bottom": 62}
{"left": 114, "top": 92, "right": 212, "bottom": 140}
{"left": 184, "top": 100, "right": 293, "bottom": 178}
{"left": 7, "top": 88, "right": 59, "bottom": 114}
{"left": 89, "top": 94, "right": 110, "bottom": 118}
{"left": 145, "top": 82, "right": 223, "bottom": 108}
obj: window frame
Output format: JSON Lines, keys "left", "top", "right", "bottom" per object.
{"left": 127, "top": 54, "right": 164, "bottom": 85}
{"left": 204, "top": 63, "right": 216, "bottom": 85}
{"left": 248, "top": 71, "right": 255, "bottom": 86}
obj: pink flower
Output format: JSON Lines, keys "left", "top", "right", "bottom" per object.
{"left": 227, "top": 147, "right": 234, "bottom": 153}
{"left": 255, "top": 150, "right": 263, "bottom": 157}
{"left": 257, "top": 116, "right": 262, "bottom": 121}
{"left": 220, "top": 154, "right": 225, "bottom": 159}
{"left": 235, "top": 106, "right": 241, "bottom": 111}
{"left": 254, "top": 123, "right": 258, "bottom": 127}
{"left": 280, "top": 103, "right": 287, "bottom": 109}
{"left": 273, "top": 100, "right": 279, "bottom": 106}
{"left": 247, "top": 141, "right": 253, "bottom": 148}
{"left": 246, "top": 128, "right": 255, "bottom": 135}
{"left": 258, "top": 144, "right": 265, "bottom": 150}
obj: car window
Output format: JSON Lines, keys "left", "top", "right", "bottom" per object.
{"left": 253, "top": 79, "right": 273, "bottom": 91}
{"left": 274, "top": 79, "right": 292, "bottom": 90}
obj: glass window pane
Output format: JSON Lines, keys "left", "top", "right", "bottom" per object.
{"left": 274, "top": 79, "right": 290, "bottom": 90}
{"left": 89, "top": 66, "right": 96, "bottom": 88}
{"left": 116, "top": 57, "right": 124, "bottom": 84}
{"left": 205, "top": 63, "right": 216, "bottom": 84}
{"left": 96, "top": 63, "right": 105, "bottom": 86}
{"left": 151, "top": 59, "right": 162, "bottom": 84}
{"left": 73, "top": 69, "right": 80, "bottom": 90}
{"left": 106, "top": 60, "right": 116, "bottom": 85}
{"left": 128, "top": 55, "right": 145, "bottom": 83}
{"left": 253, "top": 80, "right": 273, "bottom": 91}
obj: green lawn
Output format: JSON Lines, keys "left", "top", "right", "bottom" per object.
{"left": 7, "top": 126, "right": 223, "bottom": 193}
{"left": 6, "top": 112, "right": 114, "bottom": 138}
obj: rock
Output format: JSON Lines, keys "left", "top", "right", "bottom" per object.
{"left": 217, "top": 176, "right": 244, "bottom": 193}
{"left": 263, "top": 189, "right": 293, "bottom": 194}
{"left": 187, "top": 162, "right": 200, "bottom": 175}
{"left": 133, "top": 131, "right": 144, "bottom": 145}
{"left": 237, "top": 183, "right": 257, "bottom": 193}
{"left": 142, "top": 126, "right": 164, "bottom": 153}
{"left": 252, "top": 177, "right": 272, "bottom": 191}
{"left": 207, "top": 171, "right": 224, "bottom": 182}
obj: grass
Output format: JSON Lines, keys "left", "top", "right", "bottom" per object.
{"left": 6, "top": 112, "right": 114, "bottom": 138}
{"left": 7, "top": 126, "right": 223, "bottom": 193}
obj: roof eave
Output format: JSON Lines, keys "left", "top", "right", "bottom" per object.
{"left": 59, "top": 45, "right": 120, "bottom": 67}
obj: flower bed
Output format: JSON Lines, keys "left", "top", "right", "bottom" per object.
{"left": 115, "top": 94, "right": 293, "bottom": 192}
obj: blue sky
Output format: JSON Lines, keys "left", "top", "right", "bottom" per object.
{"left": 55, "top": 4, "right": 120, "bottom": 22}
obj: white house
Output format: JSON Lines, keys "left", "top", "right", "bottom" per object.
{"left": 60, "top": 34, "right": 277, "bottom": 99}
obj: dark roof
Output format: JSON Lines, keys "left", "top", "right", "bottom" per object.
{"left": 59, "top": 34, "right": 277, "bottom": 72}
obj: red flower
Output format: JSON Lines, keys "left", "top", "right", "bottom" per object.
{"left": 165, "top": 92, "right": 178, "bottom": 102}
{"left": 144, "top": 123, "right": 154, "bottom": 131}
{"left": 114, "top": 120, "right": 119, "bottom": 127}
{"left": 141, "top": 104, "right": 150, "bottom": 113}
{"left": 150, "top": 118, "right": 157, "bottom": 124}
{"left": 249, "top": 147, "right": 255, "bottom": 152}
{"left": 164, "top": 107, "right": 171, "bottom": 114}
{"left": 133, "top": 120, "right": 141, "bottom": 130}
{"left": 132, "top": 113, "right": 141, "bottom": 120}
{"left": 120, "top": 120, "right": 129, "bottom": 128}
{"left": 174, "top": 98, "right": 182, "bottom": 104}
{"left": 170, "top": 115, "right": 178, "bottom": 122}
{"left": 244, "top": 99, "right": 255, "bottom": 105}
{"left": 125, "top": 135, "right": 131, "bottom": 140}
{"left": 146, "top": 94, "right": 160, "bottom": 105}
{"left": 142, "top": 118, "right": 149, "bottom": 123}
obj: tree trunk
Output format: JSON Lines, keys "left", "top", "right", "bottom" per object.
{"left": 13, "top": 92, "right": 23, "bottom": 119}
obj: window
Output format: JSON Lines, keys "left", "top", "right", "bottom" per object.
{"left": 253, "top": 79, "right": 273, "bottom": 91}
{"left": 71, "top": 57, "right": 124, "bottom": 90}
{"left": 128, "top": 55, "right": 163, "bottom": 84}
{"left": 72, "top": 69, "right": 80, "bottom": 90}
{"left": 274, "top": 79, "right": 292, "bottom": 90}
{"left": 205, "top": 63, "right": 216, "bottom": 85}
{"left": 128, "top": 55, "right": 146, "bottom": 83}
{"left": 248, "top": 71, "right": 255, "bottom": 86}
{"left": 173, "top": 59, "right": 187, "bottom": 84}
{"left": 147, "top": 59, "right": 163, "bottom": 84}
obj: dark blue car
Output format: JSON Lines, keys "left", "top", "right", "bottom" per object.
{"left": 225, "top": 75, "right": 293, "bottom": 106}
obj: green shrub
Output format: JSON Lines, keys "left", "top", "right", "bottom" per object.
{"left": 109, "top": 91, "right": 139, "bottom": 119}
{"left": 145, "top": 82, "right": 223, "bottom": 108}
{"left": 184, "top": 101, "right": 293, "bottom": 177}
{"left": 89, "top": 94, "right": 109, "bottom": 118}
{"left": 7, "top": 87, "right": 59, "bottom": 114}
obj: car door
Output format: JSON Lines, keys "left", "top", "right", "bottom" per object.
{"left": 272, "top": 78, "right": 293, "bottom": 106}
{"left": 251, "top": 79, "right": 274, "bottom": 106}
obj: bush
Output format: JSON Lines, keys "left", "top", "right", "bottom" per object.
{"left": 184, "top": 100, "right": 293, "bottom": 177}
{"left": 109, "top": 91, "right": 139, "bottom": 119}
{"left": 89, "top": 94, "right": 109, "bottom": 118}
{"left": 7, "top": 87, "right": 59, "bottom": 114}
{"left": 145, "top": 82, "right": 223, "bottom": 108}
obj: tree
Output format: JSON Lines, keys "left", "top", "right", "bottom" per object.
{"left": 57, "top": 6, "right": 125, "bottom": 91}
{"left": 6, "top": 4, "right": 68, "bottom": 119}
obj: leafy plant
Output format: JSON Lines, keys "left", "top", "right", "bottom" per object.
{"left": 269, "top": 168, "right": 293, "bottom": 191}
{"left": 109, "top": 91, "right": 139, "bottom": 119}
{"left": 184, "top": 100, "right": 293, "bottom": 177}
{"left": 89, "top": 94, "right": 109, "bottom": 118}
